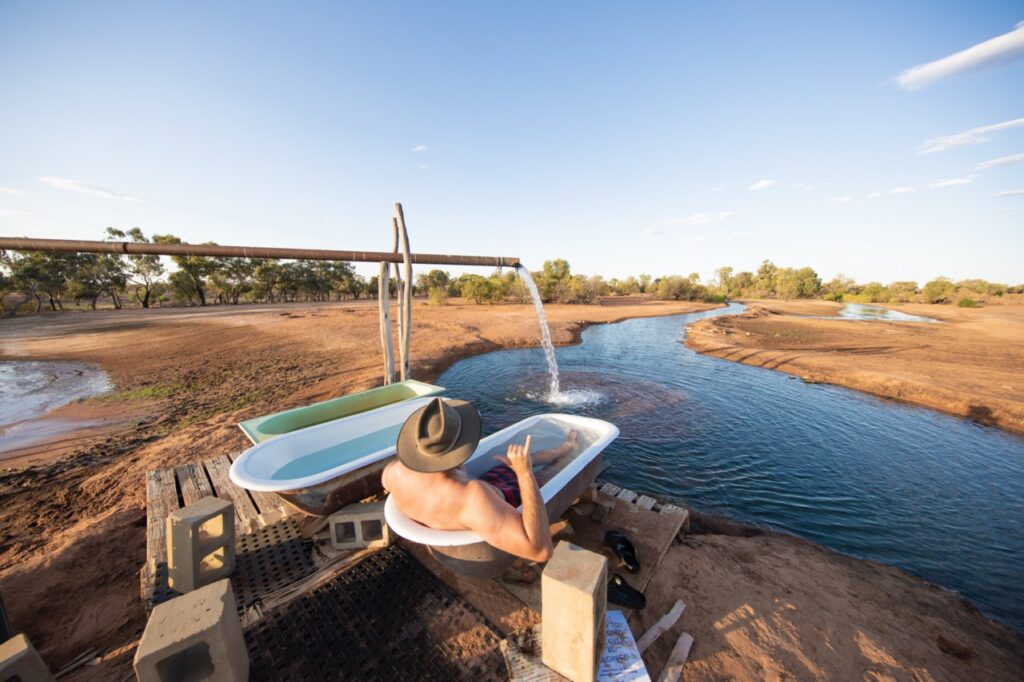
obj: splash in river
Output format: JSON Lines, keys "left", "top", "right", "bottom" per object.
{"left": 516, "top": 266, "right": 604, "bottom": 406}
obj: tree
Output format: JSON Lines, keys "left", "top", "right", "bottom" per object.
{"left": 460, "top": 274, "right": 493, "bottom": 304}
{"left": 638, "top": 273, "right": 652, "bottom": 293}
{"left": 105, "top": 227, "right": 164, "bottom": 307}
{"left": 416, "top": 269, "right": 451, "bottom": 296}
{"left": 887, "top": 281, "right": 919, "bottom": 302}
{"left": 715, "top": 266, "right": 734, "bottom": 296}
{"left": 754, "top": 260, "right": 778, "bottom": 297}
{"left": 153, "top": 234, "right": 219, "bottom": 306}
{"left": 210, "top": 258, "right": 256, "bottom": 304}
{"left": 70, "top": 253, "right": 128, "bottom": 309}
{"left": 923, "top": 277, "right": 955, "bottom": 304}
{"left": 537, "top": 259, "right": 571, "bottom": 302}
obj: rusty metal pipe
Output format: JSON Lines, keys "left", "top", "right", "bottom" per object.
{"left": 0, "top": 236, "right": 520, "bottom": 268}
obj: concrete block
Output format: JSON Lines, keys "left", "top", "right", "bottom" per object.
{"left": 328, "top": 500, "right": 393, "bottom": 550}
{"left": 134, "top": 579, "right": 248, "bottom": 682}
{"left": 541, "top": 541, "right": 608, "bottom": 682}
{"left": 166, "top": 496, "right": 235, "bottom": 593}
{"left": 0, "top": 634, "right": 56, "bottom": 682}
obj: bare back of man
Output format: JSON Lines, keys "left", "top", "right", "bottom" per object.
{"left": 383, "top": 431, "right": 578, "bottom": 562}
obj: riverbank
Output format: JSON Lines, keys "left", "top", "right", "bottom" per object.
{"left": 1, "top": 299, "right": 1021, "bottom": 680}
{"left": 686, "top": 299, "right": 1024, "bottom": 436}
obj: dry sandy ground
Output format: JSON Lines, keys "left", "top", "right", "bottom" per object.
{"left": 1, "top": 298, "right": 1022, "bottom": 680}
{"left": 687, "top": 300, "right": 1024, "bottom": 436}
{"left": 636, "top": 514, "right": 1024, "bottom": 682}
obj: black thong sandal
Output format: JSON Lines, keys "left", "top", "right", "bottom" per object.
{"left": 607, "top": 573, "right": 646, "bottom": 610}
{"left": 604, "top": 530, "right": 640, "bottom": 573}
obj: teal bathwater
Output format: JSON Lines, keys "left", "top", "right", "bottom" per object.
{"left": 270, "top": 424, "right": 403, "bottom": 481}
{"left": 438, "top": 303, "right": 1024, "bottom": 631}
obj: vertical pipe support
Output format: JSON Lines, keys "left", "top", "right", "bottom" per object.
{"left": 378, "top": 261, "right": 395, "bottom": 385}
{"left": 395, "top": 203, "right": 413, "bottom": 381}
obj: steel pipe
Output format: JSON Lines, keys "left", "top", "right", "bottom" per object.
{"left": 0, "top": 236, "right": 520, "bottom": 268}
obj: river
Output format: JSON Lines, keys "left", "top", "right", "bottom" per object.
{"left": 437, "top": 303, "right": 1024, "bottom": 631}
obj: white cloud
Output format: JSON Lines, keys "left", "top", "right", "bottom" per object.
{"left": 0, "top": 186, "right": 27, "bottom": 197}
{"left": 39, "top": 176, "right": 143, "bottom": 202}
{"left": 794, "top": 182, "right": 812, "bottom": 190}
{"left": 0, "top": 208, "right": 51, "bottom": 217}
{"left": 710, "top": 185, "right": 724, "bottom": 192}
{"left": 929, "top": 177, "right": 973, "bottom": 188}
{"left": 826, "top": 196, "right": 851, "bottom": 203}
{"left": 866, "top": 192, "right": 882, "bottom": 199}
{"left": 918, "top": 117, "right": 1024, "bottom": 154}
{"left": 895, "top": 22, "right": 1024, "bottom": 90}
{"left": 749, "top": 179, "right": 775, "bottom": 191}
{"left": 411, "top": 144, "right": 427, "bottom": 152}
{"left": 666, "top": 211, "right": 735, "bottom": 226}
{"left": 644, "top": 227, "right": 664, "bottom": 235}
{"left": 688, "top": 234, "right": 707, "bottom": 243}
{"left": 416, "top": 162, "right": 428, "bottom": 169}
{"left": 992, "top": 188, "right": 1024, "bottom": 197}
{"left": 890, "top": 186, "right": 916, "bottom": 194}
{"left": 976, "top": 152, "right": 1024, "bottom": 170}
{"left": 731, "top": 230, "right": 754, "bottom": 237}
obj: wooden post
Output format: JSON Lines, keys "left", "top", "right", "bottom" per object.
{"left": 378, "top": 261, "right": 395, "bottom": 385}
{"left": 391, "top": 217, "right": 404, "bottom": 382}
{"left": 395, "top": 203, "right": 413, "bottom": 381}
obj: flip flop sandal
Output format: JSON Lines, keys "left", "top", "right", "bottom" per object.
{"left": 607, "top": 573, "right": 646, "bottom": 610}
{"left": 604, "top": 530, "right": 640, "bottom": 573}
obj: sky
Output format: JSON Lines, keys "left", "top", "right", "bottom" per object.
{"left": 1, "top": 1, "right": 1022, "bottom": 285}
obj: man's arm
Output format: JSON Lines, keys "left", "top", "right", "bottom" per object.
{"left": 459, "top": 436, "right": 554, "bottom": 563}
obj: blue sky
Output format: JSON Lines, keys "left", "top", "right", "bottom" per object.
{"left": 1, "top": 1, "right": 1022, "bottom": 284}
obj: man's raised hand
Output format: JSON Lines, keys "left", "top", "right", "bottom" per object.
{"left": 497, "top": 435, "right": 533, "bottom": 477}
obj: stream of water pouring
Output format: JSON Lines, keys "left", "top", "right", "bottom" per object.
{"left": 516, "top": 266, "right": 561, "bottom": 397}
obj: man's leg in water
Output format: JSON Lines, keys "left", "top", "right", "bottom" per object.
{"left": 532, "top": 429, "right": 579, "bottom": 486}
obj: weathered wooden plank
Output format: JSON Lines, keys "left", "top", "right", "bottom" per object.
{"left": 145, "top": 468, "right": 179, "bottom": 566}
{"left": 636, "top": 495, "right": 657, "bottom": 510}
{"left": 175, "top": 462, "right": 214, "bottom": 506}
{"left": 616, "top": 488, "right": 638, "bottom": 504}
{"left": 204, "top": 455, "right": 261, "bottom": 535}
{"left": 656, "top": 632, "right": 694, "bottom": 682}
{"left": 226, "top": 453, "right": 283, "bottom": 514}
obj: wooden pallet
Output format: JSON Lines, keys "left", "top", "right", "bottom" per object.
{"left": 142, "top": 453, "right": 290, "bottom": 609}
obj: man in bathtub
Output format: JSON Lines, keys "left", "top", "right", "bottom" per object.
{"left": 382, "top": 397, "right": 577, "bottom": 563}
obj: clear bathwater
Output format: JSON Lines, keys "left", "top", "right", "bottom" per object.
{"left": 438, "top": 303, "right": 1024, "bottom": 631}
{"left": 463, "top": 417, "right": 599, "bottom": 479}
{"left": 270, "top": 424, "right": 403, "bottom": 481}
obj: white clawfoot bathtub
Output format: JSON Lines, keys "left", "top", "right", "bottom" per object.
{"left": 229, "top": 397, "right": 435, "bottom": 515}
{"left": 385, "top": 413, "right": 619, "bottom": 576}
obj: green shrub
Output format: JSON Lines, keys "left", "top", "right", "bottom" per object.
{"left": 428, "top": 285, "right": 448, "bottom": 306}
{"left": 957, "top": 298, "right": 978, "bottom": 308}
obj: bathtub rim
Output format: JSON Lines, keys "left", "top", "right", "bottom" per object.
{"left": 229, "top": 396, "right": 435, "bottom": 492}
{"left": 384, "top": 413, "right": 619, "bottom": 547}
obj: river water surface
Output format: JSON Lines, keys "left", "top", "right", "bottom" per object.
{"left": 438, "top": 303, "right": 1024, "bottom": 631}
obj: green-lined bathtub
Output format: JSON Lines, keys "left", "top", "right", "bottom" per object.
{"left": 238, "top": 379, "right": 445, "bottom": 444}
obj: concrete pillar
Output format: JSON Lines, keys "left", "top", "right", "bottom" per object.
{"left": 0, "top": 633, "right": 56, "bottom": 681}
{"left": 133, "top": 579, "right": 248, "bottom": 682}
{"left": 328, "top": 500, "right": 393, "bottom": 551}
{"left": 166, "top": 496, "right": 235, "bottom": 593}
{"left": 541, "top": 541, "right": 608, "bottom": 682}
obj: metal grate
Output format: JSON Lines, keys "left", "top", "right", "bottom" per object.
{"left": 149, "top": 518, "right": 317, "bottom": 618}
{"left": 244, "top": 546, "right": 508, "bottom": 681}
{"left": 233, "top": 518, "right": 317, "bottom": 618}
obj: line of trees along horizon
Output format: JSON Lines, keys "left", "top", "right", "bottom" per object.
{"left": 1, "top": 228, "right": 1020, "bottom": 316}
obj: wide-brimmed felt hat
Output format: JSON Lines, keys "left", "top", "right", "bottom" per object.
{"left": 396, "top": 397, "right": 482, "bottom": 473}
